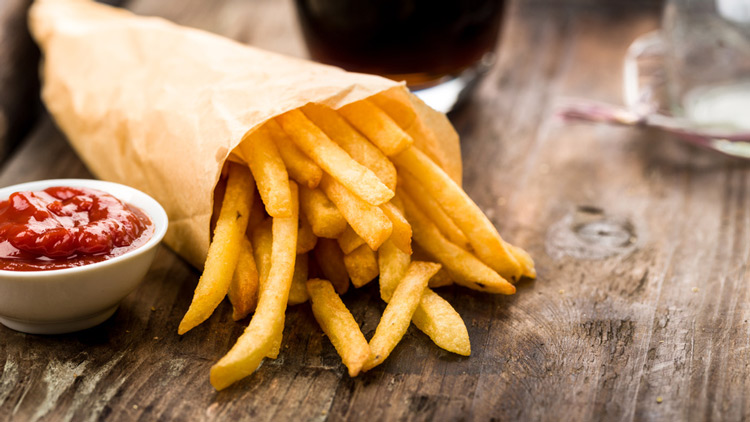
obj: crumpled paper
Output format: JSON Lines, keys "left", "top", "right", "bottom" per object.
{"left": 29, "top": 0, "right": 461, "bottom": 268}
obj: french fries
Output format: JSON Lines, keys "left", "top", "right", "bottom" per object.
{"left": 338, "top": 99, "right": 413, "bottom": 156}
{"left": 302, "top": 103, "right": 397, "bottom": 191}
{"left": 364, "top": 261, "right": 441, "bottom": 371}
{"left": 178, "top": 164, "right": 254, "bottom": 334}
{"left": 276, "top": 109, "right": 394, "bottom": 206}
{"left": 180, "top": 96, "right": 535, "bottom": 390}
{"left": 343, "top": 244, "right": 379, "bottom": 288}
{"left": 394, "top": 148, "right": 531, "bottom": 281}
{"left": 337, "top": 225, "right": 366, "bottom": 255}
{"left": 299, "top": 185, "right": 347, "bottom": 238}
{"left": 264, "top": 119, "right": 323, "bottom": 189}
{"left": 378, "top": 240, "right": 467, "bottom": 355}
{"left": 210, "top": 182, "right": 299, "bottom": 390}
{"left": 401, "top": 193, "right": 516, "bottom": 295}
{"left": 319, "top": 174, "right": 392, "bottom": 251}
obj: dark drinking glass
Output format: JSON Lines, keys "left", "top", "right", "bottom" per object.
{"left": 294, "top": 0, "right": 505, "bottom": 111}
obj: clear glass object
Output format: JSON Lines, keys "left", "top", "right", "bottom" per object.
{"left": 663, "top": 0, "right": 750, "bottom": 131}
{"left": 621, "top": 0, "right": 750, "bottom": 158}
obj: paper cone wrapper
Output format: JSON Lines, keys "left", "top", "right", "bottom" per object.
{"left": 29, "top": 0, "right": 462, "bottom": 269}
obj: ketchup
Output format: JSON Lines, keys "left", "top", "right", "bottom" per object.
{"left": 0, "top": 186, "right": 154, "bottom": 271}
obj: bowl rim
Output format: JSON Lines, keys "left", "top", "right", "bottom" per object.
{"left": 0, "top": 178, "right": 168, "bottom": 277}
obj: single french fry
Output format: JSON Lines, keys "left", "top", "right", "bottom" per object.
{"left": 337, "top": 225, "right": 366, "bottom": 255}
{"left": 228, "top": 236, "right": 260, "bottom": 321}
{"left": 241, "top": 126, "right": 292, "bottom": 217}
{"left": 398, "top": 174, "right": 470, "bottom": 250}
{"left": 344, "top": 244, "right": 379, "bottom": 288}
{"left": 401, "top": 194, "right": 516, "bottom": 295}
{"left": 377, "top": 239, "right": 410, "bottom": 302}
{"left": 337, "top": 99, "right": 413, "bottom": 156}
{"left": 394, "top": 147, "right": 528, "bottom": 280}
{"left": 251, "top": 219, "right": 273, "bottom": 282}
{"left": 250, "top": 219, "right": 280, "bottom": 360}
{"left": 264, "top": 119, "right": 323, "bottom": 189}
{"left": 307, "top": 278, "right": 370, "bottom": 376}
{"left": 299, "top": 185, "right": 347, "bottom": 238}
{"left": 363, "top": 261, "right": 441, "bottom": 371}
{"left": 288, "top": 253, "right": 310, "bottom": 305}
{"left": 276, "top": 109, "right": 393, "bottom": 206}
{"left": 210, "top": 182, "right": 299, "bottom": 390}
{"left": 179, "top": 164, "right": 254, "bottom": 335}
{"left": 320, "top": 174, "right": 392, "bottom": 251}
{"left": 302, "top": 103, "right": 397, "bottom": 191}
{"left": 297, "top": 213, "right": 318, "bottom": 254}
{"left": 412, "top": 289, "right": 470, "bottom": 356}
{"left": 314, "top": 238, "right": 349, "bottom": 295}
{"left": 380, "top": 201, "right": 412, "bottom": 255}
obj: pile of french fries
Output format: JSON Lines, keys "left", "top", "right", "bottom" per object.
{"left": 178, "top": 92, "right": 536, "bottom": 390}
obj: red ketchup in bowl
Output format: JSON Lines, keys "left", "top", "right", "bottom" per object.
{"left": 0, "top": 186, "right": 154, "bottom": 271}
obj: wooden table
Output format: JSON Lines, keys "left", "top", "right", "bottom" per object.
{"left": 3, "top": 0, "right": 749, "bottom": 421}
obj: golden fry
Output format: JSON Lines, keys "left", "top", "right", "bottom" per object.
{"left": 302, "top": 103, "right": 397, "bottom": 191}
{"left": 288, "top": 253, "right": 310, "bottom": 305}
{"left": 320, "top": 174, "right": 392, "bottom": 251}
{"left": 343, "top": 244, "right": 379, "bottom": 288}
{"left": 394, "top": 147, "right": 529, "bottom": 280}
{"left": 179, "top": 164, "right": 254, "bottom": 335}
{"left": 337, "top": 225, "right": 366, "bottom": 255}
{"left": 299, "top": 185, "right": 347, "bottom": 238}
{"left": 363, "top": 261, "right": 441, "bottom": 371}
{"left": 401, "top": 193, "right": 516, "bottom": 295}
{"left": 228, "top": 236, "right": 260, "bottom": 321}
{"left": 210, "top": 182, "right": 299, "bottom": 390}
{"left": 251, "top": 219, "right": 272, "bottom": 282}
{"left": 241, "top": 126, "right": 292, "bottom": 217}
{"left": 412, "top": 289, "right": 470, "bottom": 356}
{"left": 338, "top": 99, "right": 413, "bottom": 156}
{"left": 264, "top": 119, "right": 323, "bottom": 189}
{"left": 297, "top": 213, "right": 318, "bottom": 254}
{"left": 377, "top": 239, "right": 410, "bottom": 302}
{"left": 398, "top": 174, "right": 470, "bottom": 250}
{"left": 276, "top": 109, "right": 393, "bottom": 205}
{"left": 380, "top": 201, "right": 412, "bottom": 255}
{"left": 314, "top": 238, "right": 350, "bottom": 295}
{"left": 307, "top": 279, "right": 370, "bottom": 376}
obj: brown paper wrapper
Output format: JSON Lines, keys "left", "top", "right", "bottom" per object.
{"left": 29, "top": 0, "right": 462, "bottom": 269}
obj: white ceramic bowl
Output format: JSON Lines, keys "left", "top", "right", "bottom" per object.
{"left": 0, "top": 179, "right": 168, "bottom": 334}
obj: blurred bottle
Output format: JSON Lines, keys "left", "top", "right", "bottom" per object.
{"left": 294, "top": 0, "right": 505, "bottom": 112}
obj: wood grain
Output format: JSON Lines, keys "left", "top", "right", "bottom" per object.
{"left": 3, "top": 0, "right": 750, "bottom": 421}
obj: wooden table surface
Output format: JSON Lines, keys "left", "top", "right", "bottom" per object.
{"left": 3, "top": 0, "right": 750, "bottom": 421}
